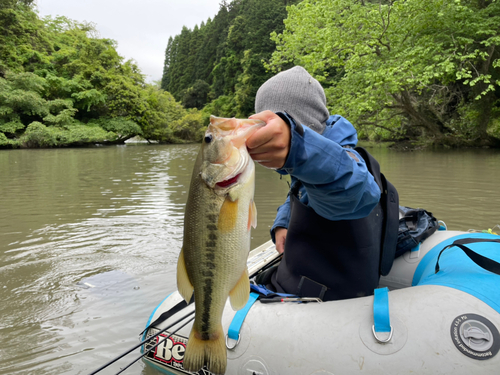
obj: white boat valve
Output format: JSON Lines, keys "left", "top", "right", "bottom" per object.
{"left": 460, "top": 320, "right": 494, "bottom": 352}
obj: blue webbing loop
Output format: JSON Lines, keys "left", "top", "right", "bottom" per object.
{"left": 250, "top": 283, "right": 296, "bottom": 297}
{"left": 227, "top": 292, "right": 259, "bottom": 341}
{"left": 373, "top": 287, "right": 391, "bottom": 333}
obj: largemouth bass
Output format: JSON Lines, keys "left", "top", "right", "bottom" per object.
{"left": 176, "top": 116, "right": 265, "bottom": 374}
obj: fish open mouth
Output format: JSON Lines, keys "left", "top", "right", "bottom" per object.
{"left": 216, "top": 173, "right": 241, "bottom": 188}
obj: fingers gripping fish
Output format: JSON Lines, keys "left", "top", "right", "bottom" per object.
{"left": 176, "top": 116, "right": 264, "bottom": 374}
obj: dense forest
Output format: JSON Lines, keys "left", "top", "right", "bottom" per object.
{"left": 164, "top": 0, "right": 500, "bottom": 148}
{"left": 161, "top": 0, "right": 300, "bottom": 118}
{"left": 3, "top": 0, "right": 500, "bottom": 148}
{"left": 0, "top": 0, "right": 298, "bottom": 149}
{"left": 0, "top": 0, "right": 205, "bottom": 148}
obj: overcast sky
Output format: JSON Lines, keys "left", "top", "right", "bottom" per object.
{"left": 35, "top": 0, "right": 222, "bottom": 83}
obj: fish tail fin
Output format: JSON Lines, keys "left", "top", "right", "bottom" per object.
{"left": 183, "top": 325, "right": 227, "bottom": 375}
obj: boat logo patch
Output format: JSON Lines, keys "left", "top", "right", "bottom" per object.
{"left": 450, "top": 313, "right": 500, "bottom": 360}
{"left": 144, "top": 330, "right": 215, "bottom": 374}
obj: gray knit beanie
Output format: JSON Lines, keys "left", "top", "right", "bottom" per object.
{"left": 255, "top": 66, "right": 329, "bottom": 134}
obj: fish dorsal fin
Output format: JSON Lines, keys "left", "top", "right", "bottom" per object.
{"left": 176, "top": 247, "right": 194, "bottom": 303}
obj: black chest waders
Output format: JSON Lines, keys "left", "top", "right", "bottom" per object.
{"left": 267, "top": 147, "right": 399, "bottom": 301}
{"left": 269, "top": 183, "right": 384, "bottom": 301}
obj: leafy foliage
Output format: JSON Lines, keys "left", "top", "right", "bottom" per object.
{"left": 266, "top": 0, "right": 500, "bottom": 147}
{"left": 170, "top": 110, "right": 206, "bottom": 143}
{"left": 0, "top": 2, "right": 205, "bottom": 148}
{"left": 162, "top": 0, "right": 299, "bottom": 117}
{"left": 20, "top": 121, "right": 115, "bottom": 147}
{"left": 181, "top": 80, "right": 210, "bottom": 109}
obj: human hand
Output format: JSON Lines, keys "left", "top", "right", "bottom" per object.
{"left": 246, "top": 111, "right": 291, "bottom": 169}
{"left": 274, "top": 227, "right": 287, "bottom": 254}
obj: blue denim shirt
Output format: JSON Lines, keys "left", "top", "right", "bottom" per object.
{"left": 271, "top": 113, "right": 381, "bottom": 242}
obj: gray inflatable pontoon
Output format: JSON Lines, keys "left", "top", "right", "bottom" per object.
{"left": 142, "top": 229, "right": 500, "bottom": 374}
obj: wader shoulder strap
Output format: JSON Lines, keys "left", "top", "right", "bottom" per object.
{"left": 380, "top": 174, "right": 399, "bottom": 275}
{"left": 355, "top": 146, "right": 399, "bottom": 276}
{"left": 435, "top": 238, "right": 500, "bottom": 275}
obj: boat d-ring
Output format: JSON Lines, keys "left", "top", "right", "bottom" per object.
{"left": 226, "top": 333, "right": 241, "bottom": 350}
{"left": 372, "top": 324, "right": 393, "bottom": 343}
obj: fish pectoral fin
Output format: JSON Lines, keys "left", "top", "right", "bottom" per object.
{"left": 248, "top": 199, "right": 257, "bottom": 230}
{"left": 176, "top": 248, "right": 194, "bottom": 303}
{"left": 218, "top": 196, "right": 238, "bottom": 232}
{"left": 229, "top": 268, "right": 250, "bottom": 310}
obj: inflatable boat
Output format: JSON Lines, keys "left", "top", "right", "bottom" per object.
{"left": 141, "top": 228, "right": 500, "bottom": 374}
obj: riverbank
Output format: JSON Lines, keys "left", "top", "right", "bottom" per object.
{"left": 3, "top": 132, "right": 500, "bottom": 150}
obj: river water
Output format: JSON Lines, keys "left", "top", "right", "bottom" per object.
{"left": 0, "top": 144, "right": 499, "bottom": 374}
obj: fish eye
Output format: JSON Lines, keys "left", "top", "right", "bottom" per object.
{"left": 204, "top": 134, "right": 213, "bottom": 143}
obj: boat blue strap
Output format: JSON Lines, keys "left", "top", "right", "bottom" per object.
{"left": 250, "top": 283, "right": 296, "bottom": 297}
{"left": 228, "top": 292, "right": 259, "bottom": 341}
{"left": 373, "top": 287, "right": 391, "bottom": 332}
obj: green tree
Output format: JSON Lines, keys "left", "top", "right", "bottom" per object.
{"left": 161, "top": 36, "right": 174, "bottom": 90}
{"left": 0, "top": 3, "right": 204, "bottom": 148}
{"left": 140, "top": 84, "right": 185, "bottom": 142}
{"left": 181, "top": 79, "right": 211, "bottom": 109}
{"left": 0, "top": 1, "right": 52, "bottom": 75}
{"left": 267, "top": 0, "right": 500, "bottom": 146}
{"left": 161, "top": 0, "right": 299, "bottom": 117}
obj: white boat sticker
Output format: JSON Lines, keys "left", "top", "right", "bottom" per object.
{"left": 154, "top": 332, "right": 187, "bottom": 367}
{"left": 144, "top": 330, "right": 214, "bottom": 374}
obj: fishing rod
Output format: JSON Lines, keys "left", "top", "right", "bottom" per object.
{"left": 114, "top": 314, "right": 195, "bottom": 375}
{"left": 89, "top": 253, "right": 272, "bottom": 375}
{"left": 88, "top": 309, "right": 195, "bottom": 375}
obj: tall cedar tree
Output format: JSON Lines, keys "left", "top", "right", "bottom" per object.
{"left": 161, "top": 0, "right": 299, "bottom": 116}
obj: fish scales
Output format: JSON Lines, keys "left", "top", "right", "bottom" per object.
{"left": 184, "top": 158, "right": 251, "bottom": 335}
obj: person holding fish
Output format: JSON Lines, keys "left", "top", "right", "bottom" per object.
{"left": 177, "top": 66, "right": 397, "bottom": 375}
{"left": 247, "top": 66, "right": 387, "bottom": 302}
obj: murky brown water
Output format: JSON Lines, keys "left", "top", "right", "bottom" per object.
{"left": 0, "top": 144, "right": 499, "bottom": 374}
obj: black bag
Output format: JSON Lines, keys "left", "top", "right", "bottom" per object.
{"left": 396, "top": 206, "right": 439, "bottom": 257}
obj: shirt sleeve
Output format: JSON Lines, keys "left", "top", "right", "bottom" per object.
{"left": 275, "top": 113, "right": 381, "bottom": 222}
